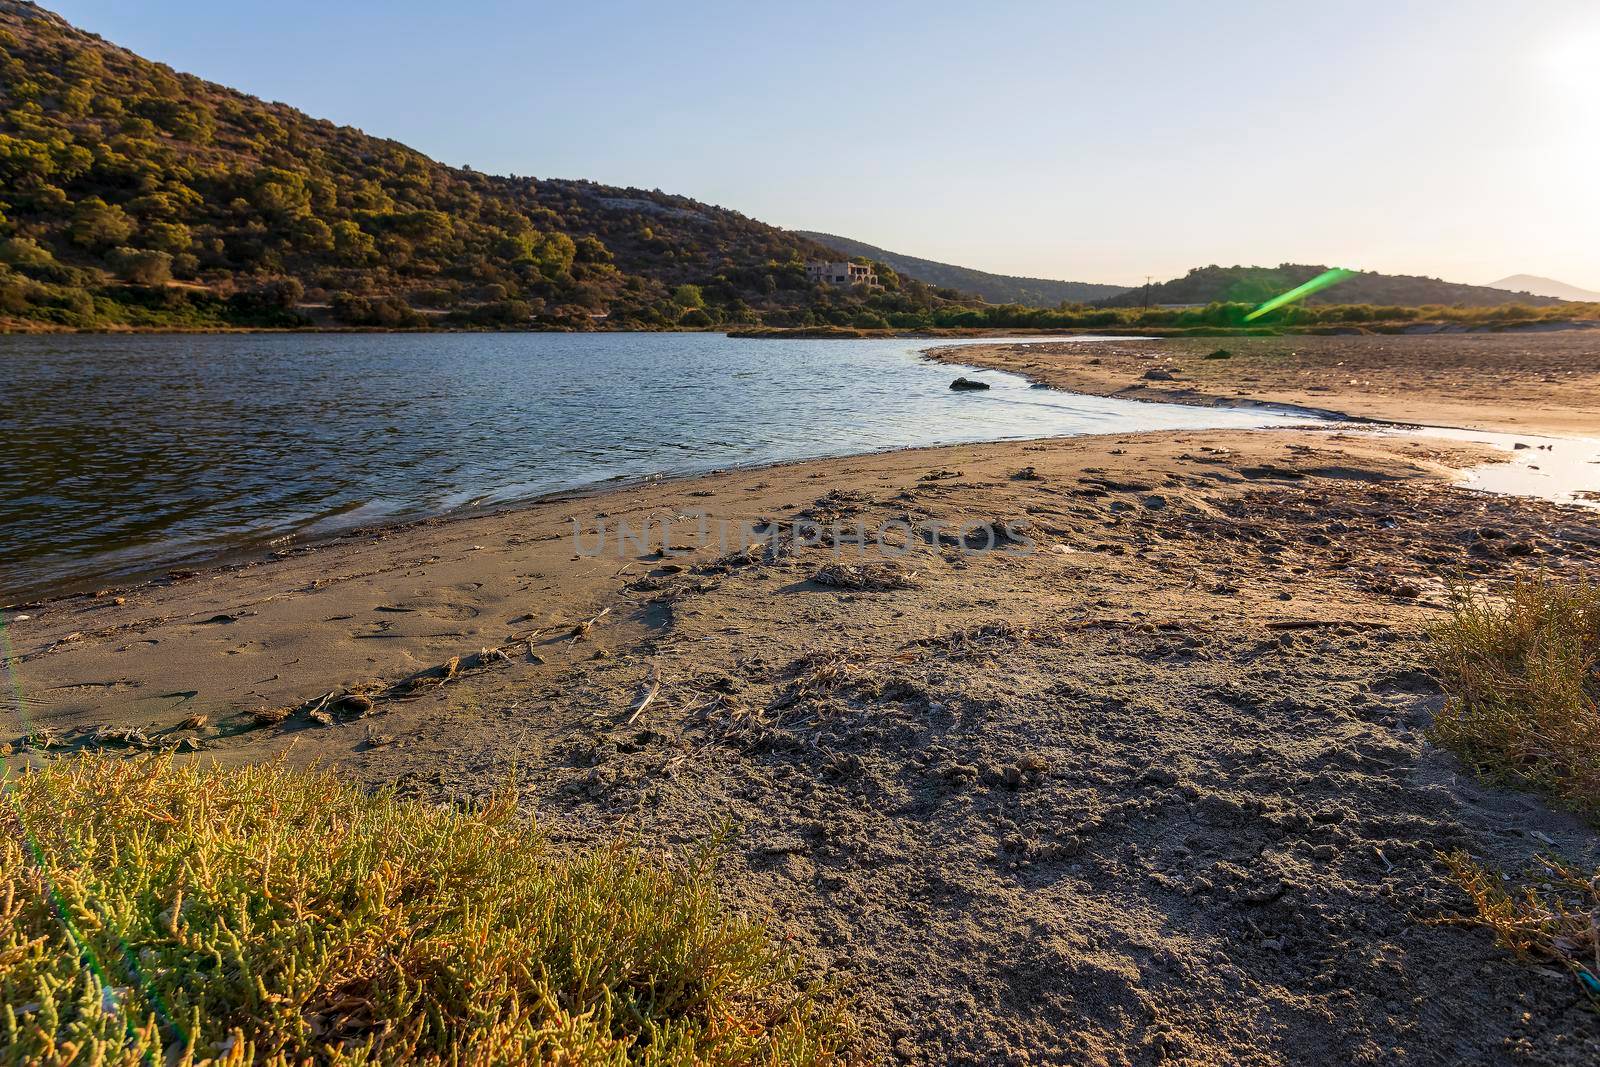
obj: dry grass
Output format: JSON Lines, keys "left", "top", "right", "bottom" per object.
{"left": 1428, "top": 573, "right": 1600, "bottom": 817}
{"left": 1442, "top": 852, "right": 1600, "bottom": 1006}
{"left": 0, "top": 756, "right": 851, "bottom": 1065}
{"left": 1430, "top": 574, "right": 1600, "bottom": 1006}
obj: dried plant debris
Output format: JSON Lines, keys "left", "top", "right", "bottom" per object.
{"left": 810, "top": 561, "right": 919, "bottom": 591}
{"left": 570, "top": 607, "right": 611, "bottom": 642}
{"left": 909, "top": 620, "right": 1036, "bottom": 659}
{"left": 1442, "top": 851, "right": 1600, "bottom": 1007}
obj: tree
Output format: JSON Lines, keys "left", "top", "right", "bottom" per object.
{"left": 331, "top": 220, "right": 376, "bottom": 264}
{"left": 250, "top": 167, "right": 312, "bottom": 218}
{"left": 69, "top": 197, "right": 135, "bottom": 248}
{"left": 144, "top": 221, "right": 192, "bottom": 254}
{"left": 672, "top": 284, "right": 705, "bottom": 309}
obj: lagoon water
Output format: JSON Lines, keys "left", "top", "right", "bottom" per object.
{"left": 1, "top": 332, "right": 1317, "bottom": 598}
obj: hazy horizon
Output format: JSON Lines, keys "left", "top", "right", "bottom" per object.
{"left": 42, "top": 0, "right": 1600, "bottom": 291}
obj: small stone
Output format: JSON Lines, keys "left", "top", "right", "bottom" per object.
{"left": 1017, "top": 752, "right": 1049, "bottom": 774}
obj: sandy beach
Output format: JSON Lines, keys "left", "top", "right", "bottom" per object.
{"left": 6, "top": 332, "right": 1600, "bottom": 1064}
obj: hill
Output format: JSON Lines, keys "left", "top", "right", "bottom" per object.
{"left": 0, "top": 1, "right": 960, "bottom": 331}
{"left": 796, "top": 231, "right": 1128, "bottom": 307}
{"left": 1097, "top": 264, "right": 1567, "bottom": 309}
{"left": 1488, "top": 274, "right": 1600, "bottom": 303}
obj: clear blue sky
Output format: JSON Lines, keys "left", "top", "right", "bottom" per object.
{"left": 44, "top": 0, "right": 1600, "bottom": 290}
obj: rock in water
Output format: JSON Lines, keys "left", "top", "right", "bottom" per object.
{"left": 950, "top": 377, "right": 990, "bottom": 391}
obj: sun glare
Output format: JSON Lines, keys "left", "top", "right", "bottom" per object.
{"left": 1543, "top": 29, "right": 1600, "bottom": 98}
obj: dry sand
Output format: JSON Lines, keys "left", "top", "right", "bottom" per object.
{"left": 5, "top": 333, "right": 1600, "bottom": 1064}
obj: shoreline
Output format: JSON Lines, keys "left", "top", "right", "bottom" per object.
{"left": 5, "top": 319, "right": 1600, "bottom": 339}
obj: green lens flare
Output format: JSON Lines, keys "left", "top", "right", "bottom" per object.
{"left": 1244, "top": 267, "right": 1355, "bottom": 321}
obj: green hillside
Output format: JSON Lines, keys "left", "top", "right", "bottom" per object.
{"left": 1097, "top": 263, "right": 1566, "bottom": 309}
{"left": 796, "top": 231, "right": 1128, "bottom": 307}
{"left": 0, "top": 1, "right": 962, "bottom": 331}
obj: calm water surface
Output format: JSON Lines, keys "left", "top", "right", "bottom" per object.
{"left": 1, "top": 332, "right": 1316, "bottom": 599}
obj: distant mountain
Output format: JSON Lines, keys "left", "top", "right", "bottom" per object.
{"left": 1488, "top": 275, "right": 1600, "bottom": 303}
{"left": 795, "top": 232, "right": 1128, "bottom": 307}
{"left": 1096, "top": 264, "right": 1567, "bottom": 309}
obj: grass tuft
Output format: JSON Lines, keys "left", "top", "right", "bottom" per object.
{"left": 1427, "top": 573, "right": 1600, "bottom": 817}
{"left": 0, "top": 756, "right": 851, "bottom": 1065}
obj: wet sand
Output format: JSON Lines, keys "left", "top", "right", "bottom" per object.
{"left": 5, "top": 332, "right": 1600, "bottom": 1064}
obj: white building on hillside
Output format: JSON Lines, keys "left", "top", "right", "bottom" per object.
{"left": 806, "top": 261, "right": 877, "bottom": 287}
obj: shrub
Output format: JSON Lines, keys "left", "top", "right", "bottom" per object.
{"left": 330, "top": 291, "right": 426, "bottom": 328}
{"left": 229, "top": 277, "right": 304, "bottom": 312}
{"left": 0, "top": 236, "right": 55, "bottom": 267}
{"left": 106, "top": 246, "right": 173, "bottom": 285}
{"left": 0, "top": 756, "right": 850, "bottom": 1065}
{"left": 1429, "top": 573, "right": 1600, "bottom": 816}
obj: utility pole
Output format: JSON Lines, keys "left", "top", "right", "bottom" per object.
{"left": 1143, "top": 275, "right": 1153, "bottom": 309}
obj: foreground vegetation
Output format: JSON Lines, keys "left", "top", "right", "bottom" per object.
{"left": 1429, "top": 574, "right": 1600, "bottom": 816}
{"left": 0, "top": 757, "right": 849, "bottom": 1065}
{"left": 1442, "top": 852, "right": 1600, "bottom": 1007}
{"left": 1429, "top": 574, "right": 1600, "bottom": 1006}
